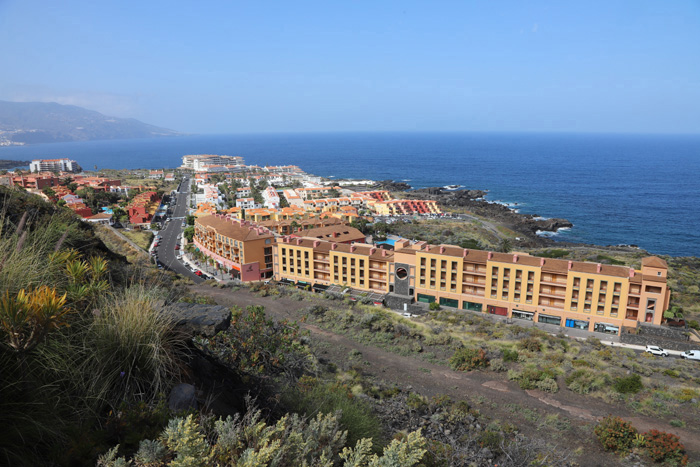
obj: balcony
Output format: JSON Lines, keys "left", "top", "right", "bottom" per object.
{"left": 463, "top": 268, "right": 486, "bottom": 275}
{"left": 539, "top": 290, "right": 566, "bottom": 298}
{"left": 540, "top": 277, "right": 567, "bottom": 286}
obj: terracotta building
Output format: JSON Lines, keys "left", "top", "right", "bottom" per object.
{"left": 194, "top": 215, "right": 275, "bottom": 281}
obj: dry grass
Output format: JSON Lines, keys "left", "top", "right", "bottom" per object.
{"left": 121, "top": 229, "right": 154, "bottom": 251}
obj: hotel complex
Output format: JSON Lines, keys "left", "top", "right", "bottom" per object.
{"left": 271, "top": 236, "right": 670, "bottom": 333}
{"left": 29, "top": 158, "right": 82, "bottom": 173}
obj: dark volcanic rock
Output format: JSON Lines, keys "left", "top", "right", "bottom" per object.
{"left": 401, "top": 186, "right": 573, "bottom": 243}
{"left": 170, "top": 303, "right": 231, "bottom": 337}
{"left": 169, "top": 383, "right": 198, "bottom": 411}
{"left": 373, "top": 180, "right": 412, "bottom": 192}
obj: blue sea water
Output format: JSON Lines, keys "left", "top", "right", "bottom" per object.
{"left": 1, "top": 132, "right": 699, "bottom": 257}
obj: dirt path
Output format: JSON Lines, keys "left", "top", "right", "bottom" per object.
{"left": 192, "top": 285, "right": 700, "bottom": 459}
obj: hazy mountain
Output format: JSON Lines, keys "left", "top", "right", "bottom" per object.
{"left": 0, "top": 100, "right": 181, "bottom": 145}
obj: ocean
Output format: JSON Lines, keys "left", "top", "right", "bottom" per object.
{"left": 1, "top": 132, "right": 699, "bottom": 257}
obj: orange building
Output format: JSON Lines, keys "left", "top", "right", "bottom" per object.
{"left": 289, "top": 225, "right": 365, "bottom": 244}
{"left": 372, "top": 199, "right": 442, "bottom": 216}
{"left": 127, "top": 191, "right": 160, "bottom": 225}
{"left": 194, "top": 215, "right": 275, "bottom": 281}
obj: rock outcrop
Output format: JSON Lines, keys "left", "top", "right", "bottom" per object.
{"left": 170, "top": 303, "right": 231, "bottom": 337}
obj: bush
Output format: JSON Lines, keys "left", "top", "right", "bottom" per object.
{"left": 614, "top": 374, "right": 643, "bottom": 394}
{"left": 449, "top": 348, "right": 489, "bottom": 372}
{"left": 283, "top": 379, "right": 384, "bottom": 449}
{"left": 429, "top": 302, "right": 441, "bottom": 311}
{"left": 407, "top": 393, "right": 428, "bottom": 411}
{"left": 519, "top": 337, "right": 541, "bottom": 352}
{"left": 536, "top": 378, "right": 559, "bottom": 393}
{"left": 643, "top": 429, "right": 688, "bottom": 465}
{"left": 688, "top": 320, "right": 699, "bottom": 331}
{"left": 84, "top": 285, "right": 187, "bottom": 410}
{"left": 538, "top": 249, "right": 570, "bottom": 258}
{"left": 565, "top": 369, "right": 609, "bottom": 395}
{"left": 502, "top": 348, "right": 519, "bottom": 362}
{"left": 594, "top": 416, "right": 637, "bottom": 453}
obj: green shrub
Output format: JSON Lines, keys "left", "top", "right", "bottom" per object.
{"left": 663, "top": 368, "right": 680, "bottom": 378}
{"left": 614, "top": 374, "right": 643, "bottom": 394}
{"left": 428, "top": 302, "right": 441, "bottom": 311}
{"left": 688, "top": 320, "right": 699, "bottom": 331}
{"left": 594, "top": 416, "right": 637, "bottom": 453}
{"left": 490, "top": 359, "right": 507, "bottom": 372}
{"left": 283, "top": 380, "right": 384, "bottom": 449}
{"left": 424, "top": 333, "right": 452, "bottom": 346}
{"left": 643, "top": 429, "right": 688, "bottom": 465}
{"left": 565, "top": 369, "right": 609, "bottom": 394}
{"left": 502, "top": 348, "right": 519, "bottom": 362}
{"left": 478, "top": 431, "right": 503, "bottom": 455}
{"left": 536, "top": 377, "right": 559, "bottom": 393}
{"left": 407, "top": 393, "right": 428, "bottom": 411}
{"left": 538, "top": 249, "right": 570, "bottom": 258}
{"left": 449, "top": 348, "right": 489, "bottom": 371}
{"left": 519, "top": 337, "right": 541, "bottom": 352}
{"left": 84, "top": 285, "right": 186, "bottom": 411}
{"left": 670, "top": 419, "right": 685, "bottom": 428}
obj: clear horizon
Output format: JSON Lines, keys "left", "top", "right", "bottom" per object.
{"left": 1, "top": 1, "right": 699, "bottom": 135}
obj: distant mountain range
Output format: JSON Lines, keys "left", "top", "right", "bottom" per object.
{"left": 0, "top": 100, "right": 181, "bottom": 145}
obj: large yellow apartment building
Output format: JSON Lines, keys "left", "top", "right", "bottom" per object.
{"left": 273, "top": 237, "right": 393, "bottom": 293}
{"left": 274, "top": 236, "right": 670, "bottom": 334}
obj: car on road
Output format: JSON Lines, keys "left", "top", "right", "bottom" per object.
{"left": 174, "top": 245, "right": 180, "bottom": 250}
{"left": 194, "top": 270, "right": 203, "bottom": 276}
{"left": 680, "top": 350, "right": 700, "bottom": 361}
{"left": 646, "top": 345, "right": 669, "bottom": 357}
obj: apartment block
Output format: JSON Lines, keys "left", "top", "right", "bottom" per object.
{"left": 392, "top": 243, "right": 669, "bottom": 333}
{"left": 180, "top": 154, "right": 244, "bottom": 170}
{"left": 372, "top": 199, "right": 442, "bottom": 216}
{"left": 29, "top": 158, "right": 82, "bottom": 173}
{"left": 274, "top": 237, "right": 393, "bottom": 293}
{"left": 194, "top": 215, "right": 275, "bottom": 281}
{"left": 271, "top": 235, "right": 670, "bottom": 334}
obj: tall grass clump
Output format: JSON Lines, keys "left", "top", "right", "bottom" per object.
{"left": 283, "top": 378, "right": 385, "bottom": 451}
{"left": 81, "top": 284, "right": 187, "bottom": 411}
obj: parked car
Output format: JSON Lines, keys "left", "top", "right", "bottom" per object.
{"left": 680, "top": 350, "right": 700, "bottom": 361}
{"left": 194, "top": 270, "right": 203, "bottom": 276}
{"left": 174, "top": 245, "right": 180, "bottom": 250}
{"left": 646, "top": 345, "right": 669, "bottom": 357}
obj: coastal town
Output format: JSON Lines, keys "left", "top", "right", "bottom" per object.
{"left": 2, "top": 154, "right": 688, "bottom": 346}
{"left": 2, "top": 155, "right": 698, "bottom": 465}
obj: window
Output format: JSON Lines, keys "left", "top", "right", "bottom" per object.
{"left": 265, "top": 238, "right": 271, "bottom": 244}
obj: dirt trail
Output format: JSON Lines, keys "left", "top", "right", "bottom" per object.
{"left": 192, "top": 285, "right": 700, "bottom": 458}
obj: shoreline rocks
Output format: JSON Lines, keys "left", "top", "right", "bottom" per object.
{"left": 396, "top": 185, "right": 572, "bottom": 240}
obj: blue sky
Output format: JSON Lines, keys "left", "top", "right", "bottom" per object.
{"left": 1, "top": 1, "right": 699, "bottom": 134}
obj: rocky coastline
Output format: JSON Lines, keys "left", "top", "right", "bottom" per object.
{"left": 371, "top": 181, "right": 573, "bottom": 243}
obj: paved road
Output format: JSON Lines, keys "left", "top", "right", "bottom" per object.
{"left": 154, "top": 175, "right": 204, "bottom": 283}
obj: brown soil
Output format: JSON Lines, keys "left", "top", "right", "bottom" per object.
{"left": 191, "top": 285, "right": 700, "bottom": 465}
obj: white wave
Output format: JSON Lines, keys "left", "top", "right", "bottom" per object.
{"left": 536, "top": 230, "right": 558, "bottom": 237}
{"left": 443, "top": 184, "right": 464, "bottom": 190}
{"left": 533, "top": 216, "right": 550, "bottom": 221}
{"left": 402, "top": 179, "right": 411, "bottom": 181}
